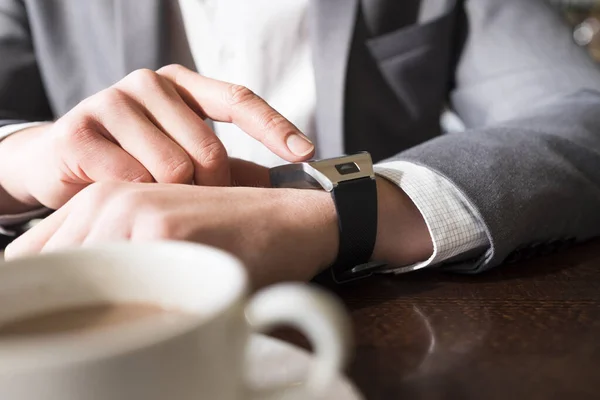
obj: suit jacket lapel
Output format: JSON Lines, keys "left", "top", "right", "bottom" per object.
{"left": 309, "top": 0, "right": 359, "bottom": 158}
{"left": 114, "top": 0, "right": 166, "bottom": 75}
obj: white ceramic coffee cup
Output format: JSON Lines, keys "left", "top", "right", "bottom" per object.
{"left": 0, "top": 241, "right": 351, "bottom": 400}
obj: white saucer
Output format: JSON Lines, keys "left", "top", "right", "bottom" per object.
{"left": 246, "top": 334, "right": 363, "bottom": 400}
{"left": 0, "top": 252, "right": 361, "bottom": 398}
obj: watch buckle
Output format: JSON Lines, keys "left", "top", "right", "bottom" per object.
{"left": 333, "top": 261, "right": 387, "bottom": 283}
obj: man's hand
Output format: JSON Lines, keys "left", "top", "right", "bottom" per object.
{"left": 4, "top": 182, "right": 338, "bottom": 287}
{"left": 0, "top": 65, "right": 314, "bottom": 212}
{"left": 3, "top": 178, "right": 433, "bottom": 287}
{"left": 229, "top": 158, "right": 271, "bottom": 188}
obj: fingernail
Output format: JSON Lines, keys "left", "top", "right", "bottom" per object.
{"left": 286, "top": 134, "right": 314, "bottom": 157}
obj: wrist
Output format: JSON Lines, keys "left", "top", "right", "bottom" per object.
{"left": 277, "top": 176, "right": 434, "bottom": 277}
{"left": 278, "top": 188, "right": 339, "bottom": 272}
{"left": 372, "top": 177, "right": 433, "bottom": 266}
{"left": 270, "top": 175, "right": 433, "bottom": 278}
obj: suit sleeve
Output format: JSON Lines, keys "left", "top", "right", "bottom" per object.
{"left": 0, "top": 0, "right": 53, "bottom": 127}
{"left": 374, "top": 161, "right": 489, "bottom": 273}
{"left": 386, "top": 0, "right": 600, "bottom": 272}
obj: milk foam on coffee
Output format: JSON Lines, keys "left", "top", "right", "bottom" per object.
{"left": 0, "top": 302, "right": 189, "bottom": 338}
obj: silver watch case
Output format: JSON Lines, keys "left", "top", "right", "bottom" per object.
{"left": 269, "top": 152, "right": 375, "bottom": 191}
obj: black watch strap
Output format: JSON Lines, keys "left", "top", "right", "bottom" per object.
{"left": 329, "top": 177, "right": 383, "bottom": 282}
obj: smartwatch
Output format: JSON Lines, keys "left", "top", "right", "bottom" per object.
{"left": 269, "top": 152, "right": 385, "bottom": 282}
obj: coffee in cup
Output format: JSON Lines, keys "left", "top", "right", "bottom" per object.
{"left": 0, "top": 241, "right": 351, "bottom": 400}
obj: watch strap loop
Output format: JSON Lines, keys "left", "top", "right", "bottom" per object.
{"left": 330, "top": 176, "right": 380, "bottom": 282}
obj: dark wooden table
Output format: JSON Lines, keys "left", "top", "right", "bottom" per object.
{"left": 281, "top": 239, "right": 600, "bottom": 400}
{"left": 3, "top": 236, "right": 599, "bottom": 399}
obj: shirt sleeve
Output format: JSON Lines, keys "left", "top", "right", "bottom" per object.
{"left": 0, "top": 122, "right": 49, "bottom": 236}
{"left": 374, "top": 161, "right": 490, "bottom": 274}
{"left": 0, "top": 122, "right": 46, "bottom": 140}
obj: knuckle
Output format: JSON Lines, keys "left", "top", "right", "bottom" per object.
{"left": 196, "top": 138, "right": 228, "bottom": 171}
{"left": 139, "top": 212, "right": 178, "bottom": 240}
{"left": 55, "top": 114, "right": 98, "bottom": 148}
{"left": 101, "top": 87, "right": 130, "bottom": 107}
{"left": 159, "top": 157, "right": 194, "bottom": 184}
{"left": 127, "top": 68, "right": 160, "bottom": 84}
{"left": 150, "top": 217, "right": 176, "bottom": 239}
{"left": 157, "top": 63, "right": 187, "bottom": 76}
{"left": 225, "top": 84, "right": 255, "bottom": 108}
{"left": 122, "top": 68, "right": 165, "bottom": 93}
{"left": 260, "top": 112, "right": 289, "bottom": 145}
{"left": 84, "top": 88, "right": 130, "bottom": 111}
{"left": 116, "top": 188, "right": 148, "bottom": 213}
{"left": 124, "top": 168, "right": 154, "bottom": 184}
{"left": 78, "top": 181, "right": 119, "bottom": 205}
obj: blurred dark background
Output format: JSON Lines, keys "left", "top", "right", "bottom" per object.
{"left": 552, "top": 0, "right": 600, "bottom": 62}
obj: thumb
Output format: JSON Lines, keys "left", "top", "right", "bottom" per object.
{"left": 229, "top": 158, "right": 272, "bottom": 187}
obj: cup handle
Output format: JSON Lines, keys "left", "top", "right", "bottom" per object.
{"left": 244, "top": 283, "right": 352, "bottom": 398}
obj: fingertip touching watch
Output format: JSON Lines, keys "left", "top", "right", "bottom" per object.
{"left": 269, "top": 152, "right": 386, "bottom": 282}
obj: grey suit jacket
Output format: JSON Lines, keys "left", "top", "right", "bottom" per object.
{"left": 1, "top": 0, "right": 600, "bottom": 272}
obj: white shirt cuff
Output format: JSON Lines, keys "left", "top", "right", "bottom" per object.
{"left": 0, "top": 122, "right": 49, "bottom": 235}
{"left": 0, "top": 122, "right": 46, "bottom": 141}
{"left": 374, "top": 161, "right": 490, "bottom": 274}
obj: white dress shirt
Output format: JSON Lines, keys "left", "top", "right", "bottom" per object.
{"left": 0, "top": 0, "right": 489, "bottom": 272}
{"left": 178, "top": 0, "right": 316, "bottom": 166}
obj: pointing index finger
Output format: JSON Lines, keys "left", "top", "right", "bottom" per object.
{"left": 157, "top": 65, "right": 315, "bottom": 162}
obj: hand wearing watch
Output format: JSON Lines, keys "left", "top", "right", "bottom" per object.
{"left": 269, "top": 152, "right": 386, "bottom": 282}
